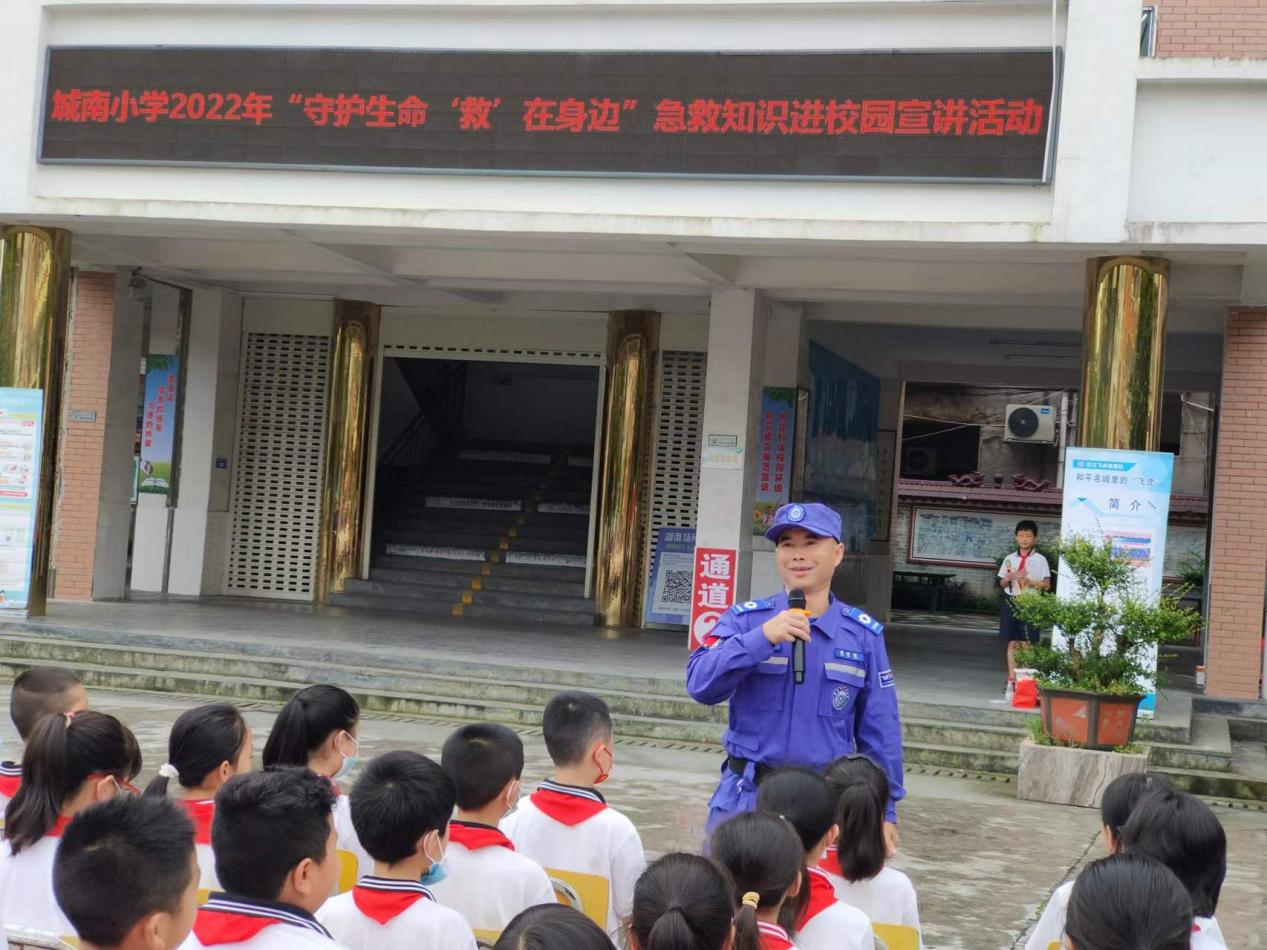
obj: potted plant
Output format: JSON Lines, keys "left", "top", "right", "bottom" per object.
{"left": 1009, "top": 535, "right": 1200, "bottom": 750}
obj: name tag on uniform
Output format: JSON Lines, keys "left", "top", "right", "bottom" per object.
{"left": 834, "top": 649, "right": 864, "bottom": 662}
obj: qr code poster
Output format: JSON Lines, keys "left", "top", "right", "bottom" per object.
{"left": 689, "top": 547, "right": 737, "bottom": 650}
{"left": 643, "top": 527, "right": 696, "bottom": 628}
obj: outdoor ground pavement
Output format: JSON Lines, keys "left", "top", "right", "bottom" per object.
{"left": 4, "top": 689, "right": 1260, "bottom": 950}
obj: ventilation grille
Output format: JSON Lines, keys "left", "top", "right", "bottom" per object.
{"left": 225, "top": 333, "right": 330, "bottom": 600}
{"left": 383, "top": 343, "right": 601, "bottom": 365}
{"left": 643, "top": 350, "right": 707, "bottom": 618}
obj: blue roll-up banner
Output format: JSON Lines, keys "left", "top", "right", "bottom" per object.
{"left": 1058, "top": 447, "right": 1175, "bottom": 717}
{"left": 0, "top": 387, "right": 45, "bottom": 612}
{"left": 644, "top": 526, "right": 697, "bottom": 627}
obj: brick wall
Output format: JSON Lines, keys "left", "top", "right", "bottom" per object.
{"left": 50, "top": 270, "right": 116, "bottom": 600}
{"left": 1151, "top": 0, "right": 1267, "bottom": 58}
{"left": 1205, "top": 307, "right": 1267, "bottom": 699}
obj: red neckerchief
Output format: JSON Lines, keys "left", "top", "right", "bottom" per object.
{"left": 46, "top": 815, "right": 73, "bottom": 838}
{"left": 0, "top": 762, "right": 20, "bottom": 799}
{"left": 817, "top": 852, "right": 843, "bottom": 876}
{"left": 449, "top": 820, "right": 515, "bottom": 851}
{"left": 757, "top": 921, "right": 795, "bottom": 950}
{"left": 180, "top": 798, "right": 216, "bottom": 845}
{"left": 797, "top": 867, "right": 839, "bottom": 929}
{"left": 193, "top": 894, "right": 331, "bottom": 946}
{"left": 529, "top": 780, "right": 607, "bottom": 827}
{"left": 351, "top": 877, "right": 433, "bottom": 925}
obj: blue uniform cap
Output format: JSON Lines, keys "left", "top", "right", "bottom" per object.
{"left": 764, "top": 501, "right": 842, "bottom": 542}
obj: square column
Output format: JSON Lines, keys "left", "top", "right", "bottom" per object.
{"left": 750, "top": 302, "right": 806, "bottom": 596}
{"left": 1205, "top": 307, "right": 1267, "bottom": 700}
{"left": 168, "top": 288, "right": 242, "bottom": 595}
{"left": 695, "top": 289, "right": 766, "bottom": 603}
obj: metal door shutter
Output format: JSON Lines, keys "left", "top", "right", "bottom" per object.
{"left": 225, "top": 332, "right": 330, "bottom": 600}
{"left": 642, "top": 350, "right": 707, "bottom": 619}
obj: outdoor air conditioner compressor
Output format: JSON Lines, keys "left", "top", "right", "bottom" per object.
{"left": 1003, "top": 404, "right": 1057, "bottom": 444}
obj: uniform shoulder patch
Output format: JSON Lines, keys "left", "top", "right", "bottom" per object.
{"left": 839, "top": 602, "right": 884, "bottom": 635}
{"left": 731, "top": 598, "right": 774, "bottom": 615}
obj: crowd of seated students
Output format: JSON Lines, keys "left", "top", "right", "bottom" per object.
{"left": 0, "top": 668, "right": 1234, "bottom": 950}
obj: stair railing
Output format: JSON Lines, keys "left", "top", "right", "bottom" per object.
{"left": 374, "top": 362, "right": 466, "bottom": 528}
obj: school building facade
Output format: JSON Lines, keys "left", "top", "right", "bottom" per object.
{"left": 1, "top": 0, "right": 1266, "bottom": 701}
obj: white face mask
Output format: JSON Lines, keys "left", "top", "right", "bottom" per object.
{"left": 503, "top": 779, "right": 523, "bottom": 819}
{"left": 332, "top": 731, "right": 359, "bottom": 782}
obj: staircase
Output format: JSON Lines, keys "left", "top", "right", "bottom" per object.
{"left": 330, "top": 440, "right": 598, "bottom": 626}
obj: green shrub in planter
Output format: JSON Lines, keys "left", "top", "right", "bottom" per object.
{"left": 1009, "top": 535, "right": 1200, "bottom": 696}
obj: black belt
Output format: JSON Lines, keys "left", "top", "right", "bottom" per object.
{"left": 727, "top": 755, "right": 772, "bottom": 784}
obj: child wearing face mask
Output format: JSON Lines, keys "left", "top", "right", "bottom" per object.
{"left": 262, "top": 685, "right": 370, "bottom": 880}
{"left": 0, "top": 710, "right": 142, "bottom": 938}
{"left": 317, "top": 752, "right": 475, "bottom": 950}
{"left": 428, "top": 723, "right": 556, "bottom": 942}
{"left": 502, "top": 691, "right": 646, "bottom": 939}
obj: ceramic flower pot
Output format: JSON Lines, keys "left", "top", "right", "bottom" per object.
{"left": 1038, "top": 687, "right": 1143, "bottom": 750}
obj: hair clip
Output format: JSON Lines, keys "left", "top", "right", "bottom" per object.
{"left": 741, "top": 891, "right": 760, "bottom": 910}
{"left": 158, "top": 763, "right": 181, "bottom": 780}
{"left": 64, "top": 711, "right": 77, "bottom": 727}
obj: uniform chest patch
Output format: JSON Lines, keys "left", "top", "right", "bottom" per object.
{"left": 834, "top": 649, "right": 864, "bottom": 662}
{"left": 832, "top": 685, "right": 851, "bottom": 710}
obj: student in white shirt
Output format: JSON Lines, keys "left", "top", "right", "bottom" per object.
{"left": 1063, "top": 853, "right": 1193, "bottom": 950}
{"left": 1025, "top": 773, "right": 1169, "bottom": 950}
{"left": 756, "top": 768, "right": 873, "bottom": 950}
{"left": 0, "top": 710, "right": 142, "bottom": 939}
{"left": 1117, "top": 788, "right": 1229, "bottom": 950}
{"left": 261, "top": 685, "right": 370, "bottom": 878}
{"left": 710, "top": 812, "right": 805, "bottom": 950}
{"left": 997, "top": 519, "right": 1052, "bottom": 701}
{"left": 1, "top": 667, "right": 89, "bottom": 813}
{"left": 628, "top": 852, "right": 739, "bottom": 950}
{"left": 180, "top": 767, "right": 346, "bottom": 950}
{"left": 53, "top": 795, "right": 201, "bottom": 950}
{"left": 144, "top": 704, "right": 254, "bottom": 892}
{"left": 317, "top": 751, "right": 474, "bottom": 950}
{"left": 502, "top": 691, "right": 646, "bottom": 936}
{"left": 821, "top": 755, "right": 921, "bottom": 943}
{"left": 429, "top": 723, "right": 555, "bottom": 939}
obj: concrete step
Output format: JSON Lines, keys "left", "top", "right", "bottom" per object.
{"left": 378, "top": 529, "right": 585, "bottom": 555}
{"left": 903, "top": 718, "right": 1026, "bottom": 754}
{"left": 326, "top": 591, "right": 596, "bottom": 625}
{"left": 367, "top": 566, "right": 586, "bottom": 597}
{"left": 373, "top": 554, "right": 586, "bottom": 582}
{"left": 1146, "top": 714, "right": 1233, "bottom": 773}
{"left": 341, "top": 578, "right": 594, "bottom": 615}
{"left": 899, "top": 699, "right": 1191, "bottom": 744}
{"left": 904, "top": 741, "right": 1020, "bottom": 775}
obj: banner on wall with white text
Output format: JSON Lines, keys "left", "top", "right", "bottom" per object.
{"left": 1058, "top": 447, "right": 1174, "bottom": 717}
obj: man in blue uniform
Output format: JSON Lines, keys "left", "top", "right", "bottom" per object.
{"left": 686, "top": 501, "right": 904, "bottom": 854}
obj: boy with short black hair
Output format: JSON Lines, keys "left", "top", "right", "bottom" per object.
{"left": 181, "top": 767, "right": 345, "bottom": 949}
{"left": 997, "top": 519, "right": 1051, "bottom": 701}
{"left": 428, "top": 723, "right": 555, "bottom": 941}
{"left": 54, "top": 796, "right": 200, "bottom": 950}
{"left": 317, "top": 751, "right": 475, "bottom": 950}
{"left": 2, "top": 666, "right": 88, "bottom": 808}
{"left": 1119, "top": 788, "right": 1228, "bottom": 949}
{"left": 502, "top": 691, "right": 646, "bottom": 936}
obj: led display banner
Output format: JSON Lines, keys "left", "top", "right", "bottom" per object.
{"left": 40, "top": 46, "right": 1058, "bottom": 182}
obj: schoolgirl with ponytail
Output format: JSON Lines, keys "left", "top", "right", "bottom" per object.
{"left": 261, "top": 684, "right": 369, "bottom": 875}
{"left": 709, "top": 812, "right": 804, "bottom": 950}
{"left": 144, "top": 703, "right": 252, "bottom": 890}
{"left": 822, "top": 755, "right": 920, "bottom": 941}
{"left": 629, "top": 852, "right": 737, "bottom": 950}
{"left": 0, "top": 710, "right": 142, "bottom": 936}
{"left": 756, "top": 768, "right": 873, "bottom": 950}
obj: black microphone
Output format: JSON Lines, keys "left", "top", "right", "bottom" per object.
{"left": 788, "top": 588, "right": 807, "bottom": 685}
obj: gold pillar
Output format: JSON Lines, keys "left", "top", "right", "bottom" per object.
{"left": 317, "top": 300, "right": 380, "bottom": 600}
{"left": 594, "top": 310, "right": 660, "bottom": 627}
{"left": 1078, "top": 257, "right": 1170, "bottom": 451}
{"left": 0, "top": 226, "right": 72, "bottom": 617}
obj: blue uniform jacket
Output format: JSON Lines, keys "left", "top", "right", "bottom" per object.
{"left": 685, "top": 592, "right": 905, "bottom": 822}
